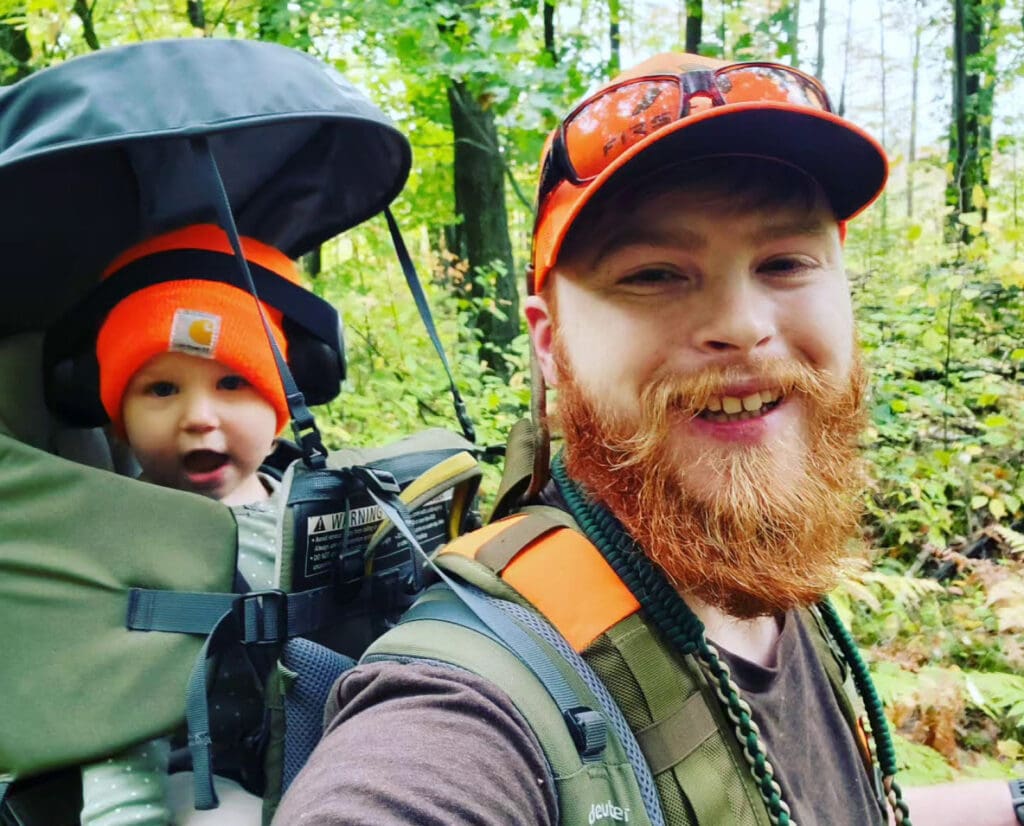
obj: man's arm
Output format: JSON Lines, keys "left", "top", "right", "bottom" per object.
{"left": 899, "top": 780, "right": 1018, "bottom": 826}
{"left": 272, "top": 661, "right": 558, "bottom": 826}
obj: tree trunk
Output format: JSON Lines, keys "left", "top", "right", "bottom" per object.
{"left": 187, "top": 0, "right": 206, "bottom": 30}
{"left": 302, "top": 247, "right": 322, "bottom": 279}
{"left": 608, "top": 0, "right": 622, "bottom": 76}
{"left": 786, "top": 0, "right": 800, "bottom": 68}
{"left": 907, "top": 0, "right": 921, "bottom": 218}
{"left": 838, "top": 0, "right": 853, "bottom": 116}
{"left": 814, "top": 0, "right": 826, "bottom": 76}
{"left": 946, "top": 0, "right": 998, "bottom": 242}
{"left": 685, "top": 0, "right": 702, "bottom": 53}
{"left": 0, "top": 11, "right": 32, "bottom": 84}
{"left": 878, "top": 0, "right": 888, "bottom": 230}
{"left": 447, "top": 80, "right": 518, "bottom": 377}
{"left": 544, "top": 0, "right": 557, "bottom": 63}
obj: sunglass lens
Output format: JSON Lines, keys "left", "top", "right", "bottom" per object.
{"left": 718, "top": 66, "right": 829, "bottom": 110}
{"left": 564, "top": 79, "right": 681, "bottom": 181}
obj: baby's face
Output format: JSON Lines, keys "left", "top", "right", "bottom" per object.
{"left": 121, "top": 351, "right": 277, "bottom": 505}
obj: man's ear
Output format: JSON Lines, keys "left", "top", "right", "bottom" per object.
{"left": 524, "top": 294, "right": 560, "bottom": 387}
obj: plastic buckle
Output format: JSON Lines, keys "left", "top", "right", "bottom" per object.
{"left": 1009, "top": 778, "right": 1024, "bottom": 825}
{"left": 563, "top": 706, "right": 606, "bottom": 760}
{"left": 349, "top": 466, "right": 401, "bottom": 497}
{"left": 232, "top": 589, "right": 288, "bottom": 645}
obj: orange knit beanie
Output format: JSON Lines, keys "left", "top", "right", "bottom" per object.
{"left": 96, "top": 225, "right": 299, "bottom": 436}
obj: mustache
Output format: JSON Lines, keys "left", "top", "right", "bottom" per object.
{"left": 638, "top": 358, "right": 836, "bottom": 421}
{"left": 600, "top": 359, "right": 843, "bottom": 470}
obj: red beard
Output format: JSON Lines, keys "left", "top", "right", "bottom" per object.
{"left": 554, "top": 346, "right": 869, "bottom": 618}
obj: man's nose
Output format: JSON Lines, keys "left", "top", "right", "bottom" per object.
{"left": 692, "top": 277, "right": 776, "bottom": 355}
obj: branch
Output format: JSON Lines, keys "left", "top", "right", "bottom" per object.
{"left": 73, "top": 0, "right": 101, "bottom": 50}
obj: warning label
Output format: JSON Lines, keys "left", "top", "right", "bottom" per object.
{"left": 301, "top": 490, "right": 452, "bottom": 582}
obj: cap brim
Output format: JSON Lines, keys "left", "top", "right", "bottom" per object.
{"left": 535, "top": 102, "right": 888, "bottom": 288}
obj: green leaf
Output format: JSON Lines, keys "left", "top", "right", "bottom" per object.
{"left": 982, "top": 414, "right": 1009, "bottom": 428}
{"left": 971, "top": 495, "right": 990, "bottom": 510}
{"left": 958, "top": 212, "right": 983, "bottom": 227}
{"left": 921, "top": 328, "right": 943, "bottom": 351}
{"left": 989, "top": 498, "right": 1006, "bottom": 519}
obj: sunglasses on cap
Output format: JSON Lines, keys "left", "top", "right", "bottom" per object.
{"left": 536, "top": 62, "right": 832, "bottom": 208}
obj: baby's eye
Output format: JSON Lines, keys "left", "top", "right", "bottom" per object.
{"left": 218, "top": 375, "right": 251, "bottom": 391}
{"left": 146, "top": 381, "right": 177, "bottom": 398}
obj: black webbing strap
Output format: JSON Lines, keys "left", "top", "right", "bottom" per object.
{"left": 125, "top": 586, "right": 338, "bottom": 643}
{"left": 384, "top": 208, "right": 476, "bottom": 443}
{"left": 191, "top": 136, "right": 326, "bottom": 467}
{"left": 127, "top": 584, "right": 341, "bottom": 809}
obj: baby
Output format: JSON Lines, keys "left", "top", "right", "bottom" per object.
{"left": 81, "top": 224, "right": 300, "bottom": 825}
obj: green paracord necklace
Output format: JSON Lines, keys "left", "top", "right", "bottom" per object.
{"left": 551, "top": 453, "right": 911, "bottom": 826}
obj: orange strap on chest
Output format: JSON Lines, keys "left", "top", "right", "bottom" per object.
{"left": 442, "top": 514, "right": 640, "bottom": 652}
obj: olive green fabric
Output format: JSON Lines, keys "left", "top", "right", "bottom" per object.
{"left": 0, "top": 432, "right": 237, "bottom": 781}
{"left": 601, "top": 617, "right": 770, "bottom": 826}
{"left": 404, "top": 515, "right": 870, "bottom": 826}
{"left": 364, "top": 587, "right": 653, "bottom": 826}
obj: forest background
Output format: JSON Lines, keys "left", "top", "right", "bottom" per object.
{"left": 2, "top": 0, "right": 1022, "bottom": 788}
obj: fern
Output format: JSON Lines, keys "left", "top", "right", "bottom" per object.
{"left": 963, "top": 671, "right": 1024, "bottom": 727}
{"left": 983, "top": 524, "right": 1024, "bottom": 557}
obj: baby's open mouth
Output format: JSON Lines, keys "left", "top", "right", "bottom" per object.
{"left": 183, "top": 450, "right": 229, "bottom": 474}
{"left": 698, "top": 389, "right": 783, "bottom": 422}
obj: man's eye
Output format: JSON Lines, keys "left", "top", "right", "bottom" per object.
{"left": 760, "top": 257, "right": 811, "bottom": 275}
{"left": 218, "top": 375, "right": 250, "bottom": 391}
{"left": 619, "top": 268, "right": 684, "bottom": 286}
{"left": 146, "top": 381, "right": 177, "bottom": 397}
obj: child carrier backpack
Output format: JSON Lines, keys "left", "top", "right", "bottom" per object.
{"left": 0, "top": 38, "right": 480, "bottom": 825}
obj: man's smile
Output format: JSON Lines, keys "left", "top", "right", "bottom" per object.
{"left": 699, "top": 388, "right": 783, "bottom": 422}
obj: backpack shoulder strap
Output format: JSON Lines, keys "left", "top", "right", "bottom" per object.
{"left": 439, "top": 510, "right": 772, "bottom": 826}
{"left": 365, "top": 583, "right": 662, "bottom": 826}
{"left": 437, "top": 509, "right": 640, "bottom": 653}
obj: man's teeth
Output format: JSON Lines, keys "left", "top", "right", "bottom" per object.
{"left": 702, "top": 389, "right": 781, "bottom": 420}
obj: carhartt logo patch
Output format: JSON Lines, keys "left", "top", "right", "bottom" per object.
{"left": 170, "top": 309, "right": 220, "bottom": 357}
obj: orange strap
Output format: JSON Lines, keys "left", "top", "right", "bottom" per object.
{"left": 442, "top": 514, "right": 640, "bottom": 652}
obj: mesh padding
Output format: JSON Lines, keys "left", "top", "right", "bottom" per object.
{"left": 488, "top": 594, "right": 666, "bottom": 826}
{"left": 696, "top": 737, "right": 762, "bottom": 825}
{"left": 280, "top": 638, "right": 355, "bottom": 792}
{"left": 588, "top": 633, "right": 696, "bottom": 823}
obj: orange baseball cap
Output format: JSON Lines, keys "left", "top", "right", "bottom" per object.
{"left": 96, "top": 224, "right": 299, "bottom": 436}
{"left": 531, "top": 52, "right": 888, "bottom": 292}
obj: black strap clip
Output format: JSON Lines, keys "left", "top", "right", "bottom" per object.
{"left": 232, "top": 589, "right": 289, "bottom": 645}
{"left": 564, "top": 706, "right": 607, "bottom": 760}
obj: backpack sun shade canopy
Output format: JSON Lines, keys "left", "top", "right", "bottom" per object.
{"left": 0, "top": 38, "right": 412, "bottom": 793}
{"left": 0, "top": 37, "right": 412, "bottom": 338}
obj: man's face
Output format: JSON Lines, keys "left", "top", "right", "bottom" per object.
{"left": 122, "top": 351, "right": 277, "bottom": 506}
{"left": 526, "top": 185, "right": 867, "bottom": 616}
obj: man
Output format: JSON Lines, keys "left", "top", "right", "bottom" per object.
{"left": 274, "top": 53, "right": 1022, "bottom": 826}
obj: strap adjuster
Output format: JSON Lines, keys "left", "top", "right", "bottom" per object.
{"left": 564, "top": 706, "right": 607, "bottom": 760}
{"left": 232, "top": 589, "right": 288, "bottom": 645}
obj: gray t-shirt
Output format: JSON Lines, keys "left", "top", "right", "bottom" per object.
{"left": 717, "top": 612, "right": 884, "bottom": 824}
{"left": 275, "top": 611, "right": 885, "bottom": 825}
